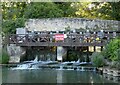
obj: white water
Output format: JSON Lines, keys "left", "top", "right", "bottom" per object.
{"left": 15, "top": 64, "right": 31, "bottom": 69}
{"left": 11, "top": 56, "right": 58, "bottom": 70}
{"left": 59, "top": 66, "right": 63, "bottom": 70}
{"left": 33, "top": 56, "right": 38, "bottom": 63}
{"left": 76, "top": 59, "right": 80, "bottom": 63}
{"left": 12, "top": 56, "right": 39, "bottom": 70}
{"left": 81, "top": 67, "right": 85, "bottom": 71}
{"left": 11, "top": 56, "right": 94, "bottom": 71}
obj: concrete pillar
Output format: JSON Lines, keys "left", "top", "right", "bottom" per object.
{"left": 56, "top": 46, "right": 67, "bottom": 62}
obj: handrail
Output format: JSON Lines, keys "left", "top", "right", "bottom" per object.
{"left": 8, "top": 31, "right": 120, "bottom": 46}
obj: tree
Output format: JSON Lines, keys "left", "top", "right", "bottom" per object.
{"left": 2, "top": 2, "right": 27, "bottom": 34}
{"left": 24, "top": 2, "right": 64, "bottom": 19}
{"left": 54, "top": 2, "right": 76, "bottom": 17}
{"left": 2, "top": 2, "right": 27, "bottom": 20}
{"left": 108, "top": 2, "right": 120, "bottom": 20}
{"left": 71, "top": 2, "right": 120, "bottom": 20}
{"left": 2, "top": 18, "right": 26, "bottom": 34}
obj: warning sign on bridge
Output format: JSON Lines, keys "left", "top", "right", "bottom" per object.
{"left": 55, "top": 34, "right": 64, "bottom": 41}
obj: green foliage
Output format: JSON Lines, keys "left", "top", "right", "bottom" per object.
{"left": 0, "top": 48, "right": 9, "bottom": 64}
{"left": 115, "top": 48, "right": 120, "bottom": 62}
{"left": 71, "top": 2, "right": 120, "bottom": 20}
{"left": 2, "top": 2, "right": 120, "bottom": 21}
{"left": 102, "top": 38, "right": 120, "bottom": 61}
{"left": 2, "top": 2, "right": 27, "bottom": 34}
{"left": 71, "top": 2, "right": 96, "bottom": 19}
{"left": 91, "top": 52, "right": 105, "bottom": 67}
{"left": 108, "top": 2, "right": 120, "bottom": 20}
{"left": 55, "top": 2, "right": 76, "bottom": 17}
{"left": 2, "top": 2, "right": 27, "bottom": 20}
{"left": 24, "top": 2, "right": 64, "bottom": 19}
{"left": 2, "top": 18, "right": 26, "bottom": 34}
{"left": 67, "top": 51, "right": 77, "bottom": 61}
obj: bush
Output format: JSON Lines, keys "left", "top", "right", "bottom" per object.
{"left": 67, "top": 51, "right": 78, "bottom": 61}
{"left": 115, "top": 48, "right": 120, "bottom": 61}
{"left": 102, "top": 38, "right": 120, "bottom": 61}
{"left": 0, "top": 48, "right": 9, "bottom": 64}
{"left": 91, "top": 52, "right": 105, "bottom": 67}
{"left": 110, "top": 48, "right": 120, "bottom": 69}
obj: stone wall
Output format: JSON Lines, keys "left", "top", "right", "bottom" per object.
{"left": 25, "top": 18, "right": 119, "bottom": 31}
{"left": 7, "top": 44, "right": 26, "bottom": 63}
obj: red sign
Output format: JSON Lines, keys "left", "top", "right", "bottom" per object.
{"left": 55, "top": 34, "right": 64, "bottom": 41}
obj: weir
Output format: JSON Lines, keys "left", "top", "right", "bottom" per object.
{"left": 12, "top": 56, "right": 96, "bottom": 71}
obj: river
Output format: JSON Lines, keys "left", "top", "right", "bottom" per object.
{"left": 2, "top": 67, "right": 118, "bottom": 84}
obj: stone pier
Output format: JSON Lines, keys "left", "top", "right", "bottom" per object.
{"left": 7, "top": 44, "right": 26, "bottom": 63}
{"left": 57, "top": 46, "right": 67, "bottom": 62}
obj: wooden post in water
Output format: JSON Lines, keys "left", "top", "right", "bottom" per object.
{"left": 86, "top": 46, "right": 89, "bottom": 62}
{"left": 94, "top": 46, "right": 96, "bottom": 52}
{"left": 55, "top": 46, "right": 57, "bottom": 61}
{"left": 101, "top": 46, "right": 103, "bottom": 51}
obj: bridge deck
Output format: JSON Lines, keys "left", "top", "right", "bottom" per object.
{"left": 8, "top": 31, "right": 120, "bottom": 46}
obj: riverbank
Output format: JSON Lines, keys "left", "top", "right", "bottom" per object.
{"left": 97, "top": 67, "right": 120, "bottom": 76}
{"left": 97, "top": 67, "right": 120, "bottom": 83}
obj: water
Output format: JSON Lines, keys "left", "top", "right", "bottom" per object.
{"left": 12, "top": 56, "right": 40, "bottom": 70}
{"left": 3, "top": 58, "right": 119, "bottom": 84}
{"left": 33, "top": 55, "right": 38, "bottom": 63}
{"left": 2, "top": 68, "right": 118, "bottom": 84}
{"left": 59, "top": 65, "right": 63, "bottom": 70}
{"left": 11, "top": 58, "right": 94, "bottom": 71}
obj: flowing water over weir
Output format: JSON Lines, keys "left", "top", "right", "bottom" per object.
{"left": 12, "top": 56, "right": 96, "bottom": 71}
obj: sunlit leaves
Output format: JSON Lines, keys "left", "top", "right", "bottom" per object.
{"left": 2, "top": 2, "right": 27, "bottom": 20}
{"left": 71, "top": 2, "right": 120, "bottom": 20}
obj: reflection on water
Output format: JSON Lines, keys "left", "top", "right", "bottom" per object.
{"left": 57, "top": 70, "right": 63, "bottom": 83}
{"left": 0, "top": 66, "right": 2, "bottom": 84}
{"left": 2, "top": 68, "right": 118, "bottom": 83}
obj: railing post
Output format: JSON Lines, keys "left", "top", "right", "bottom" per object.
{"left": 113, "top": 31, "right": 116, "bottom": 38}
{"left": 79, "top": 32, "right": 82, "bottom": 43}
{"left": 70, "top": 33, "right": 72, "bottom": 46}
{"left": 93, "top": 32, "right": 96, "bottom": 43}
{"left": 25, "top": 34, "right": 28, "bottom": 45}
{"left": 107, "top": 31, "right": 110, "bottom": 43}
